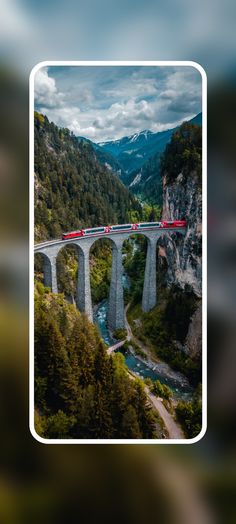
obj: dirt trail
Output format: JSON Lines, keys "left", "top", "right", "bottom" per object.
{"left": 125, "top": 303, "right": 185, "bottom": 439}
{"left": 145, "top": 389, "right": 184, "bottom": 439}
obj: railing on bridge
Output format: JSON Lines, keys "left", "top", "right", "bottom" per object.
{"left": 106, "top": 340, "right": 126, "bottom": 355}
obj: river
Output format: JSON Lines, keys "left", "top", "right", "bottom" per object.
{"left": 94, "top": 299, "right": 193, "bottom": 401}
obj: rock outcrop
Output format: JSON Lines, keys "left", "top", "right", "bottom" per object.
{"left": 184, "top": 304, "right": 202, "bottom": 359}
{"left": 161, "top": 170, "right": 202, "bottom": 298}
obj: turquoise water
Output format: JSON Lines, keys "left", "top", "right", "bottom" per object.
{"left": 94, "top": 299, "right": 192, "bottom": 401}
{"left": 119, "top": 349, "right": 192, "bottom": 400}
{"left": 94, "top": 301, "right": 115, "bottom": 346}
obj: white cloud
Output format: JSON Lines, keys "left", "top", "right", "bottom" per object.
{"left": 35, "top": 66, "right": 201, "bottom": 141}
{"left": 104, "top": 77, "right": 159, "bottom": 101}
{"left": 34, "top": 68, "right": 64, "bottom": 109}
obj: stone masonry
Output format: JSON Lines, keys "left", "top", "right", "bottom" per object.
{"left": 35, "top": 228, "right": 185, "bottom": 331}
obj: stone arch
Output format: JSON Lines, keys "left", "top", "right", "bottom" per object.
{"left": 56, "top": 241, "right": 93, "bottom": 321}
{"left": 35, "top": 251, "right": 54, "bottom": 291}
{"left": 56, "top": 242, "right": 81, "bottom": 303}
{"left": 88, "top": 237, "right": 114, "bottom": 306}
{"left": 122, "top": 232, "right": 148, "bottom": 306}
{"left": 88, "top": 234, "right": 120, "bottom": 252}
{"left": 85, "top": 234, "right": 127, "bottom": 331}
{"left": 121, "top": 231, "right": 162, "bottom": 313}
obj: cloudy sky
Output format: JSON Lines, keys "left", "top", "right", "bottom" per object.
{"left": 34, "top": 65, "right": 202, "bottom": 142}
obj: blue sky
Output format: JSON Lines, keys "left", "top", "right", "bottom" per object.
{"left": 34, "top": 65, "right": 202, "bottom": 142}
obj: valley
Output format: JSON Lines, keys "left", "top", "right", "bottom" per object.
{"left": 34, "top": 110, "right": 202, "bottom": 440}
{"left": 89, "top": 112, "right": 202, "bottom": 205}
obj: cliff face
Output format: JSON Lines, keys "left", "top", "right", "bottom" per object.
{"left": 161, "top": 170, "right": 202, "bottom": 298}
{"left": 159, "top": 168, "right": 202, "bottom": 359}
{"left": 184, "top": 304, "right": 202, "bottom": 359}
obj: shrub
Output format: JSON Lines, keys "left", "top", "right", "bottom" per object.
{"left": 113, "top": 328, "right": 127, "bottom": 340}
{"left": 152, "top": 380, "right": 172, "bottom": 400}
{"left": 176, "top": 398, "right": 202, "bottom": 438}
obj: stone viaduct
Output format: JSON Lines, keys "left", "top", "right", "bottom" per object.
{"left": 34, "top": 227, "right": 185, "bottom": 331}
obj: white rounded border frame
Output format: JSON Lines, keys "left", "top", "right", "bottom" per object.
{"left": 29, "top": 60, "right": 207, "bottom": 445}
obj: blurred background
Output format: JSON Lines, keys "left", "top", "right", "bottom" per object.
{"left": 1, "top": 1, "right": 236, "bottom": 522}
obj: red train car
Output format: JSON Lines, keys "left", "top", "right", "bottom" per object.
{"left": 62, "top": 230, "right": 85, "bottom": 240}
{"left": 160, "top": 220, "right": 186, "bottom": 228}
{"left": 61, "top": 221, "right": 186, "bottom": 240}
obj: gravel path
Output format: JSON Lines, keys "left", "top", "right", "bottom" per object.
{"left": 125, "top": 304, "right": 185, "bottom": 439}
{"left": 145, "top": 388, "right": 185, "bottom": 439}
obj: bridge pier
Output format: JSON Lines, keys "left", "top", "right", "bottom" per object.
{"left": 50, "top": 255, "right": 58, "bottom": 294}
{"left": 142, "top": 237, "right": 157, "bottom": 312}
{"left": 77, "top": 246, "right": 93, "bottom": 322}
{"left": 43, "top": 253, "right": 58, "bottom": 293}
{"left": 108, "top": 239, "right": 125, "bottom": 331}
{"left": 35, "top": 226, "right": 186, "bottom": 325}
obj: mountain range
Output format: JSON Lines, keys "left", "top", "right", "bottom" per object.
{"left": 78, "top": 113, "right": 202, "bottom": 203}
{"left": 34, "top": 112, "right": 141, "bottom": 241}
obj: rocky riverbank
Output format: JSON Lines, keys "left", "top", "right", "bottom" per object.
{"left": 127, "top": 334, "right": 190, "bottom": 389}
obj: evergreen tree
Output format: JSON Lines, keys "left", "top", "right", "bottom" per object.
{"left": 132, "top": 379, "right": 156, "bottom": 438}
{"left": 120, "top": 405, "right": 142, "bottom": 439}
{"left": 94, "top": 341, "right": 111, "bottom": 388}
{"left": 34, "top": 287, "right": 158, "bottom": 439}
{"left": 92, "top": 383, "right": 113, "bottom": 438}
{"left": 35, "top": 310, "right": 74, "bottom": 412}
{"left": 34, "top": 112, "right": 141, "bottom": 243}
{"left": 44, "top": 410, "right": 76, "bottom": 439}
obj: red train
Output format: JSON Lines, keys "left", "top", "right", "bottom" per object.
{"left": 62, "top": 221, "right": 186, "bottom": 240}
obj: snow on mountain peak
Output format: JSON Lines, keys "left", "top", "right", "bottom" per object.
{"left": 130, "top": 133, "right": 139, "bottom": 143}
{"left": 129, "top": 129, "right": 152, "bottom": 143}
